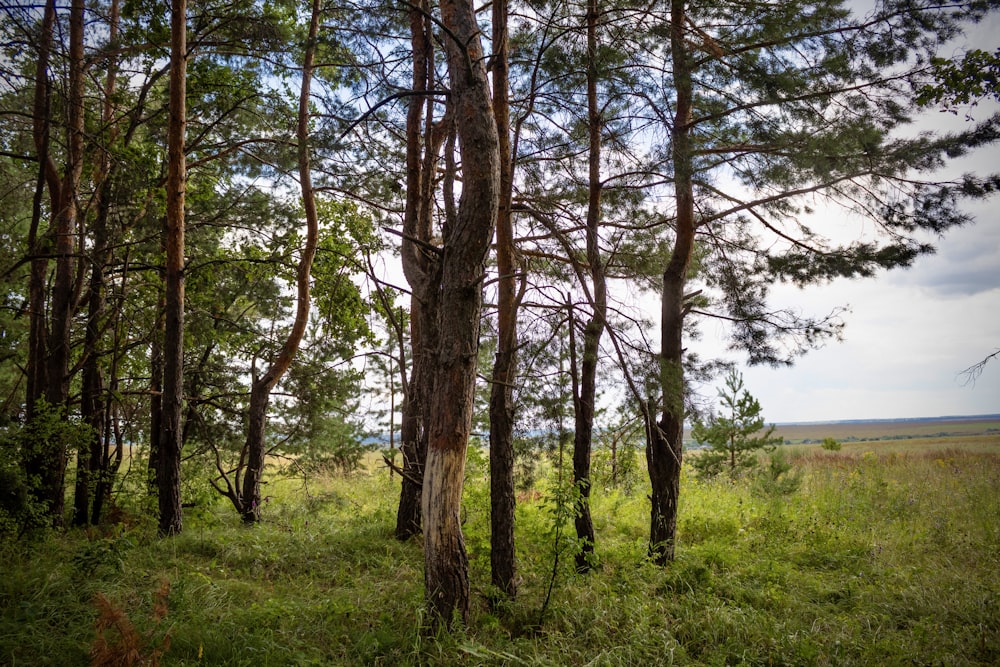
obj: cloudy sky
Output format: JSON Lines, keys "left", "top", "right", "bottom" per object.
{"left": 693, "top": 114, "right": 1000, "bottom": 423}
{"left": 677, "top": 4, "right": 1000, "bottom": 425}
{"left": 697, "top": 213, "right": 1000, "bottom": 423}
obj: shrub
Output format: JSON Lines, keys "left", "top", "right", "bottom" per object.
{"left": 0, "top": 400, "right": 93, "bottom": 535}
{"left": 591, "top": 441, "right": 641, "bottom": 494}
{"left": 753, "top": 448, "right": 803, "bottom": 496}
{"left": 821, "top": 437, "right": 842, "bottom": 451}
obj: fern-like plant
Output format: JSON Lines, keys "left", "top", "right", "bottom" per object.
{"left": 90, "top": 580, "right": 171, "bottom": 667}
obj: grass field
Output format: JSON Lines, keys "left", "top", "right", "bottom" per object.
{"left": 1, "top": 428, "right": 998, "bottom": 666}
{"left": 765, "top": 416, "right": 1000, "bottom": 444}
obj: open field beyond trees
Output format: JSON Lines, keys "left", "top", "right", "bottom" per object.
{"left": 764, "top": 416, "right": 1000, "bottom": 445}
{"left": 1, "top": 427, "right": 998, "bottom": 666}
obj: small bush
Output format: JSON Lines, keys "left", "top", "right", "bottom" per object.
{"left": 691, "top": 370, "right": 782, "bottom": 480}
{"left": 821, "top": 437, "right": 842, "bottom": 451}
{"left": 0, "top": 400, "right": 93, "bottom": 535}
{"left": 592, "top": 442, "right": 641, "bottom": 493}
{"left": 753, "top": 448, "right": 803, "bottom": 496}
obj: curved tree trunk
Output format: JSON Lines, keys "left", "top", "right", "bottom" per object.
{"left": 396, "top": 0, "right": 442, "bottom": 539}
{"left": 423, "top": 0, "right": 500, "bottom": 627}
{"left": 571, "top": 0, "right": 606, "bottom": 572}
{"left": 647, "top": 0, "right": 697, "bottom": 564}
{"left": 238, "top": 0, "right": 322, "bottom": 523}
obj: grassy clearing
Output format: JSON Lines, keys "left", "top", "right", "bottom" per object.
{"left": 2, "top": 439, "right": 998, "bottom": 666}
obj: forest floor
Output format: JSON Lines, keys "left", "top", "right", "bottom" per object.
{"left": 1, "top": 429, "right": 998, "bottom": 666}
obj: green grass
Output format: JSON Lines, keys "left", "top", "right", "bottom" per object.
{"left": 2, "top": 440, "right": 998, "bottom": 665}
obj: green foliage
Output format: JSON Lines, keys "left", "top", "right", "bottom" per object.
{"left": 295, "top": 415, "right": 371, "bottom": 476}
{"left": 917, "top": 48, "right": 1000, "bottom": 112}
{"left": 0, "top": 401, "right": 94, "bottom": 535}
{"left": 72, "top": 532, "right": 136, "bottom": 576}
{"left": 752, "top": 447, "right": 803, "bottom": 497}
{"left": 591, "top": 440, "right": 641, "bottom": 494}
{"left": 691, "top": 371, "right": 783, "bottom": 479}
{"left": 0, "top": 453, "right": 36, "bottom": 537}
{"left": 822, "top": 437, "right": 842, "bottom": 451}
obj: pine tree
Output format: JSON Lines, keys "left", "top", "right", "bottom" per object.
{"left": 691, "top": 370, "right": 782, "bottom": 479}
{"left": 644, "top": 0, "right": 1000, "bottom": 565}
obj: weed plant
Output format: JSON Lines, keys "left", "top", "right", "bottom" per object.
{"left": 1, "top": 443, "right": 997, "bottom": 665}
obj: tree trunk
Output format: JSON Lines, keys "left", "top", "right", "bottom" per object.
{"left": 396, "top": 0, "right": 440, "bottom": 540}
{"left": 423, "top": 0, "right": 500, "bottom": 627}
{"left": 75, "top": 0, "right": 120, "bottom": 526}
{"left": 22, "top": 0, "right": 84, "bottom": 528}
{"left": 39, "top": 0, "right": 85, "bottom": 527}
{"left": 158, "top": 0, "right": 187, "bottom": 536}
{"left": 647, "top": 0, "right": 697, "bottom": 565}
{"left": 75, "top": 250, "right": 106, "bottom": 526}
{"left": 148, "top": 286, "right": 165, "bottom": 496}
{"left": 23, "top": 0, "right": 57, "bottom": 519}
{"left": 488, "top": 0, "right": 518, "bottom": 602}
{"left": 571, "top": 0, "right": 605, "bottom": 572}
{"left": 93, "top": 399, "right": 124, "bottom": 522}
{"left": 239, "top": 0, "right": 322, "bottom": 524}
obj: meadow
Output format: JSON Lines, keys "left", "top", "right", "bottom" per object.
{"left": 1, "top": 430, "right": 998, "bottom": 666}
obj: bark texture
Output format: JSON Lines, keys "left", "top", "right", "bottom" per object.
{"left": 396, "top": 0, "right": 442, "bottom": 540}
{"left": 24, "top": 0, "right": 58, "bottom": 521}
{"left": 23, "top": 0, "right": 84, "bottom": 527}
{"left": 647, "top": 0, "right": 696, "bottom": 564}
{"left": 423, "top": 0, "right": 500, "bottom": 627}
{"left": 488, "top": 0, "right": 518, "bottom": 601}
{"left": 571, "top": 0, "right": 605, "bottom": 572}
{"left": 158, "top": 0, "right": 187, "bottom": 536}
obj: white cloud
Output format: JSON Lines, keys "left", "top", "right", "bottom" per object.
{"left": 692, "top": 254, "right": 1000, "bottom": 422}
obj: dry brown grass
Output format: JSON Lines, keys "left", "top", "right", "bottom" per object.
{"left": 770, "top": 417, "right": 1000, "bottom": 443}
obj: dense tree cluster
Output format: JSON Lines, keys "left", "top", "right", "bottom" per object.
{"left": 1, "top": 0, "right": 997, "bottom": 627}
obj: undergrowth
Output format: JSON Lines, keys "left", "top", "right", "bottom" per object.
{"left": 0, "top": 444, "right": 997, "bottom": 665}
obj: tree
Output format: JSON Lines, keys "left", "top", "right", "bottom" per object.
{"left": 158, "top": 0, "right": 187, "bottom": 536}
{"left": 644, "top": 0, "right": 1000, "bottom": 565}
{"left": 0, "top": 0, "right": 380, "bottom": 534}
{"left": 504, "top": 0, "right": 665, "bottom": 572}
{"left": 233, "top": 0, "right": 322, "bottom": 525}
{"left": 393, "top": 0, "right": 445, "bottom": 540}
{"left": 488, "top": 0, "right": 520, "bottom": 600}
{"left": 691, "top": 370, "right": 782, "bottom": 479}
{"left": 421, "top": 0, "right": 500, "bottom": 627}
{"left": 74, "top": 0, "right": 122, "bottom": 527}
{"left": 15, "top": 0, "right": 87, "bottom": 528}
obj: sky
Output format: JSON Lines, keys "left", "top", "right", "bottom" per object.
{"left": 696, "top": 212, "right": 1000, "bottom": 423}
{"left": 689, "top": 14, "right": 1000, "bottom": 424}
{"left": 675, "top": 3, "right": 1000, "bottom": 424}
{"left": 692, "top": 112, "right": 1000, "bottom": 423}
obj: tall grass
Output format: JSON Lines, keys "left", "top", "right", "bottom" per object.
{"left": 1, "top": 443, "right": 997, "bottom": 665}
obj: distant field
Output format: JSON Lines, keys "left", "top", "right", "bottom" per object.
{"left": 762, "top": 416, "right": 1000, "bottom": 444}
